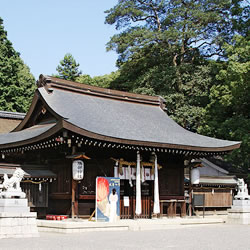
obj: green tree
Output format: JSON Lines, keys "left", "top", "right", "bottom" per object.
{"left": 199, "top": 35, "right": 250, "bottom": 171}
{"left": 56, "top": 53, "right": 82, "bottom": 81}
{"left": 110, "top": 47, "right": 215, "bottom": 132}
{"left": 76, "top": 74, "right": 94, "bottom": 85}
{"left": 76, "top": 71, "right": 119, "bottom": 89}
{"left": 105, "top": 0, "right": 246, "bottom": 131}
{"left": 0, "top": 17, "right": 35, "bottom": 112}
{"left": 105, "top": 0, "right": 244, "bottom": 73}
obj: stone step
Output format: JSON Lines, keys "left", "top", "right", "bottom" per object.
{"left": 0, "top": 207, "right": 30, "bottom": 212}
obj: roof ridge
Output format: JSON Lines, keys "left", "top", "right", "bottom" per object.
{"left": 0, "top": 111, "right": 26, "bottom": 119}
{"left": 37, "top": 74, "right": 166, "bottom": 107}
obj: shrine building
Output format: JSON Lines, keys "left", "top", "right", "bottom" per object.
{"left": 0, "top": 75, "right": 241, "bottom": 219}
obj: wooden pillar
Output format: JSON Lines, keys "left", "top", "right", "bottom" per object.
{"left": 71, "top": 180, "right": 77, "bottom": 218}
{"left": 180, "top": 201, "right": 186, "bottom": 217}
{"left": 188, "top": 165, "right": 192, "bottom": 216}
{"left": 71, "top": 146, "right": 78, "bottom": 219}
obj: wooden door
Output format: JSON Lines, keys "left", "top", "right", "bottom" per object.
{"left": 120, "top": 180, "right": 152, "bottom": 219}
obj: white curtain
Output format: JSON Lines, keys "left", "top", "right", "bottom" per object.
{"left": 114, "top": 161, "right": 119, "bottom": 177}
{"left": 141, "top": 166, "right": 145, "bottom": 183}
{"left": 128, "top": 165, "right": 133, "bottom": 187}
{"left": 135, "top": 151, "right": 141, "bottom": 215}
{"left": 153, "top": 153, "right": 160, "bottom": 214}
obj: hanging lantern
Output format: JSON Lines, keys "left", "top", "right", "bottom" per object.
{"left": 191, "top": 167, "right": 200, "bottom": 184}
{"left": 72, "top": 160, "right": 84, "bottom": 180}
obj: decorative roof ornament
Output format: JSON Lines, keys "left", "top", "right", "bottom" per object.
{"left": 36, "top": 74, "right": 52, "bottom": 87}
{"left": 36, "top": 74, "right": 53, "bottom": 93}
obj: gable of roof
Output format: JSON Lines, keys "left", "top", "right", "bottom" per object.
{"left": 201, "top": 158, "right": 229, "bottom": 175}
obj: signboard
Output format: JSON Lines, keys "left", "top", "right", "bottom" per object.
{"left": 123, "top": 196, "right": 129, "bottom": 207}
{"left": 192, "top": 194, "right": 205, "bottom": 218}
{"left": 192, "top": 194, "right": 205, "bottom": 207}
{"left": 72, "top": 160, "right": 84, "bottom": 180}
{"left": 96, "top": 177, "right": 120, "bottom": 222}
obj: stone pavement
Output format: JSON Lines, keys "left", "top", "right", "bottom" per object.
{"left": 0, "top": 224, "right": 249, "bottom": 250}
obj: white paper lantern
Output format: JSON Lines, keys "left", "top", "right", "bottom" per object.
{"left": 72, "top": 160, "right": 84, "bottom": 180}
{"left": 191, "top": 167, "right": 200, "bottom": 184}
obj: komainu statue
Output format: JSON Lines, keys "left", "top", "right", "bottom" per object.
{"left": 0, "top": 168, "right": 26, "bottom": 198}
{"left": 234, "top": 178, "right": 250, "bottom": 200}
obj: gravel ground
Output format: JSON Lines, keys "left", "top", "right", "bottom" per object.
{"left": 0, "top": 224, "right": 249, "bottom": 250}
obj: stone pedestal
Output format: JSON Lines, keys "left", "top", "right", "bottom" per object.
{"left": 0, "top": 199, "right": 39, "bottom": 238}
{"left": 0, "top": 190, "right": 26, "bottom": 199}
{"left": 227, "top": 200, "right": 250, "bottom": 225}
{"left": 0, "top": 212, "right": 39, "bottom": 238}
{"left": 0, "top": 198, "right": 30, "bottom": 212}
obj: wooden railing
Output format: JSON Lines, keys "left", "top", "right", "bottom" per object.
{"left": 159, "top": 196, "right": 186, "bottom": 218}
{"left": 120, "top": 196, "right": 152, "bottom": 219}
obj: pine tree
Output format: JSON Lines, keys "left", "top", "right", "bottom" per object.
{"left": 56, "top": 53, "right": 82, "bottom": 81}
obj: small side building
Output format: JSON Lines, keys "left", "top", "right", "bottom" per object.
{"left": 0, "top": 111, "right": 25, "bottom": 133}
{"left": 185, "top": 158, "right": 238, "bottom": 215}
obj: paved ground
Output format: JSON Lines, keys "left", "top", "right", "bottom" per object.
{"left": 0, "top": 224, "right": 249, "bottom": 250}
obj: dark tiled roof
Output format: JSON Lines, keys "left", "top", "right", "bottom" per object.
{"left": 0, "top": 75, "right": 241, "bottom": 152}
{"left": 38, "top": 86, "right": 240, "bottom": 150}
{"left": 0, "top": 163, "right": 56, "bottom": 178}
{"left": 0, "top": 123, "right": 56, "bottom": 147}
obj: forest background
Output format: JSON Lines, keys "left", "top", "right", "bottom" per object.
{"left": 0, "top": 0, "right": 249, "bottom": 177}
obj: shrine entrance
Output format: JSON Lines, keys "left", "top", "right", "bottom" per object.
{"left": 120, "top": 180, "right": 153, "bottom": 219}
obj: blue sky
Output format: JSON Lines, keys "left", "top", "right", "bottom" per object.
{"left": 1, "top": 0, "right": 118, "bottom": 79}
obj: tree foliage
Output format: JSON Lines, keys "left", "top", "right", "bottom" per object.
{"left": 76, "top": 71, "right": 119, "bottom": 89}
{"left": 199, "top": 35, "right": 250, "bottom": 171}
{"left": 105, "top": 0, "right": 242, "bottom": 131}
{"left": 56, "top": 53, "right": 82, "bottom": 81}
{"left": 0, "top": 17, "right": 35, "bottom": 113}
{"left": 105, "top": 0, "right": 244, "bottom": 65}
{"left": 105, "top": 1, "right": 249, "bottom": 170}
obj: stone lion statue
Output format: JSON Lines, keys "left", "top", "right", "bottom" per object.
{"left": 235, "top": 178, "right": 250, "bottom": 200}
{"left": 0, "top": 168, "right": 25, "bottom": 192}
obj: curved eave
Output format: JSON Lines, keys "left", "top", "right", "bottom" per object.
{"left": 12, "top": 91, "right": 40, "bottom": 132}
{"left": 0, "top": 122, "right": 62, "bottom": 150}
{"left": 0, "top": 119, "right": 241, "bottom": 153}
{"left": 62, "top": 120, "right": 241, "bottom": 153}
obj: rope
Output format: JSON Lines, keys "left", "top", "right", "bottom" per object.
{"left": 22, "top": 180, "right": 47, "bottom": 184}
